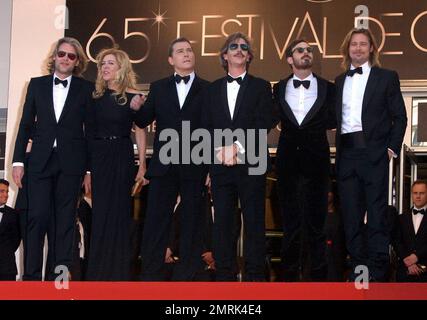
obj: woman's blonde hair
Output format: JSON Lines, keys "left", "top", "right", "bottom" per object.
{"left": 92, "top": 48, "right": 138, "bottom": 105}
{"left": 340, "top": 28, "right": 381, "bottom": 71}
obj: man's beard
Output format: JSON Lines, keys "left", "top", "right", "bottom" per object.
{"left": 294, "top": 58, "right": 312, "bottom": 70}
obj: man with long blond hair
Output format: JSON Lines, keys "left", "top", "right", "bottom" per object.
{"left": 334, "top": 28, "right": 407, "bottom": 282}
{"left": 12, "top": 37, "right": 94, "bottom": 280}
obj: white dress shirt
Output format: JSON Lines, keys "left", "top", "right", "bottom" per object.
{"left": 412, "top": 205, "right": 426, "bottom": 235}
{"left": 227, "top": 71, "right": 247, "bottom": 153}
{"left": 285, "top": 73, "right": 317, "bottom": 125}
{"left": 175, "top": 71, "right": 195, "bottom": 108}
{"left": 0, "top": 204, "right": 4, "bottom": 223}
{"left": 52, "top": 73, "right": 72, "bottom": 147}
{"left": 341, "top": 61, "right": 371, "bottom": 134}
{"left": 227, "top": 71, "right": 246, "bottom": 119}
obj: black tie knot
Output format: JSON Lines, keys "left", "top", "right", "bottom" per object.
{"left": 293, "top": 79, "right": 310, "bottom": 89}
{"left": 54, "top": 77, "right": 68, "bottom": 87}
{"left": 227, "top": 75, "right": 243, "bottom": 85}
{"left": 175, "top": 74, "right": 190, "bottom": 84}
{"left": 413, "top": 208, "right": 425, "bottom": 215}
{"left": 346, "top": 67, "right": 363, "bottom": 77}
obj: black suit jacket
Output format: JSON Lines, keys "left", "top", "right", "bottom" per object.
{"left": 335, "top": 67, "right": 407, "bottom": 164}
{"left": 135, "top": 75, "right": 209, "bottom": 179}
{"left": 0, "top": 206, "right": 21, "bottom": 275}
{"left": 203, "top": 74, "right": 275, "bottom": 176}
{"left": 396, "top": 210, "right": 427, "bottom": 266}
{"left": 273, "top": 74, "right": 336, "bottom": 177}
{"left": 13, "top": 75, "right": 94, "bottom": 174}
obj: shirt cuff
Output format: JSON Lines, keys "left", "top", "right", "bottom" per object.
{"left": 234, "top": 141, "right": 245, "bottom": 154}
{"left": 388, "top": 148, "right": 397, "bottom": 158}
{"left": 13, "top": 162, "right": 24, "bottom": 167}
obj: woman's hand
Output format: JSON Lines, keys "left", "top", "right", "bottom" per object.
{"left": 130, "top": 94, "right": 146, "bottom": 111}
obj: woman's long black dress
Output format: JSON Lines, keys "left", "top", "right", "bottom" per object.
{"left": 86, "top": 89, "right": 137, "bottom": 281}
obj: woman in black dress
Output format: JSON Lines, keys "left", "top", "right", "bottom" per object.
{"left": 85, "top": 48, "right": 147, "bottom": 280}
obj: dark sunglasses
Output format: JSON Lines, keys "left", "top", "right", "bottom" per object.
{"left": 292, "top": 46, "right": 314, "bottom": 54}
{"left": 57, "top": 51, "right": 77, "bottom": 61}
{"left": 228, "top": 43, "right": 249, "bottom": 51}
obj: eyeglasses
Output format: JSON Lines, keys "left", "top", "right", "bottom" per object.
{"left": 57, "top": 51, "right": 77, "bottom": 61}
{"left": 228, "top": 43, "right": 249, "bottom": 51}
{"left": 292, "top": 46, "right": 314, "bottom": 54}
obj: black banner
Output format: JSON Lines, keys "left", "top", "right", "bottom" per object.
{"left": 65, "top": 0, "right": 427, "bottom": 83}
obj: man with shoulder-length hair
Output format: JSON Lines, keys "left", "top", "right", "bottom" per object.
{"left": 12, "top": 37, "right": 94, "bottom": 280}
{"left": 335, "top": 28, "right": 407, "bottom": 281}
{"left": 203, "top": 32, "right": 275, "bottom": 281}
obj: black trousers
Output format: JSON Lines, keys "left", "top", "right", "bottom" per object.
{"left": 277, "top": 172, "right": 328, "bottom": 281}
{"left": 0, "top": 274, "right": 16, "bottom": 281}
{"left": 337, "top": 148, "right": 390, "bottom": 281}
{"left": 23, "top": 151, "right": 81, "bottom": 281}
{"left": 211, "top": 169, "right": 266, "bottom": 281}
{"left": 140, "top": 167, "right": 205, "bottom": 281}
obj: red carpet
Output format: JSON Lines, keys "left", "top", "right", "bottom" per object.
{"left": 0, "top": 282, "right": 426, "bottom": 300}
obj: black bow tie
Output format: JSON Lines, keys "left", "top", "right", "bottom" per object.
{"left": 54, "top": 77, "right": 68, "bottom": 87}
{"left": 413, "top": 208, "right": 425, "bottom": 215}
{"left": 346, "top": 67, "right": 363, "bottom": 77}
{"left": 227, "top": 75, "right": 243, "bottom": 85}
{"left": 293, "top": 79, "right": 310, "bottom": 89}
{"left": 175, "top": 74, "right": 190, "bottom": 84}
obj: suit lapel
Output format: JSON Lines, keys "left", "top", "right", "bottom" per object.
{"left": 58, "top": 76, "right": 82, "bottom": 123}
{"left": 43, "top": 75, "right": 57, "bottom": 123}
{"left": 405, "top": 210, "right": 417, "bottom": 241}
{"left": 168, "top": 75, "right": 181, "bottom": 112}
{"left": 232, "top": 74, "right": 249, "bottom": 122}
{"left": 415, "top": 213, "right": 427, "bottom": 238}
{"left": 220, "top": 77, "right": 232, "bottom": 122}
{"left": 0, "top": 212, "right": 4, "bottom": 230}
{"left": 278, "top": 76, "right": 299, "bottom": 127}
{"left": 335, "top": 73, "right": 346, "bottom": 134}
{"left": 300, "top": 74, "right": 326, "bottom": 127}
{"left": 0, "top": 207, "right": 8, "bottom": 231}
{"left": 361, "top": 67, "right": 379, "bottom": 119}
{"left": 181, "top": 76, "right": 200, "bottom": 112}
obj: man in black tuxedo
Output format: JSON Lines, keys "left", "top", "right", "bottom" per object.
{"left": 395, "top": 180, "right": 427, "bottom": 282}
{"left": 137, "top": 38, "right": 209, "bottom": 281}
{"left": 12, "top": 37, "right": 93, "bottom": 280}
{"left": 203, "top": 32, "right": 275, "bottom": 281}
{"left": 335, "top": 28, "right": 407, "bottom": 281}
{"left": 273, "top": 39, "right": 336, "bottom": 281}
{"left": 0, "top": 179, "right": 21, "bottom": 280}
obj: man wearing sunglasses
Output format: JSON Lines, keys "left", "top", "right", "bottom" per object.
{"left": 203, "top": 32, "right": 275, "bottom": 281}
{"left": 11, "top": 37, "right": 94, "bottom": 280}
{"left": 272, "top": 39, "right": 336, "bottom": 281}
{"left": 335, "top": 28, "right": 407, "bottom": 282}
